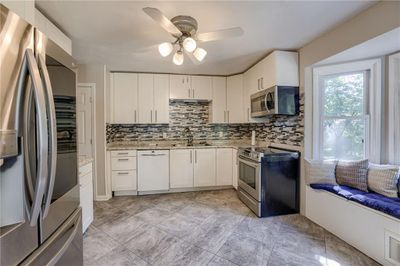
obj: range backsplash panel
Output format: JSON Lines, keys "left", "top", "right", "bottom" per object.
{"left": 107, "top": 95, "right": 304, "bottom": 147}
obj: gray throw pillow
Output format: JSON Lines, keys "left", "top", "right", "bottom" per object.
{"left": 336, "top": 159, "right": 369, "bottom": 191}
{"left": 368, "top": 163, "right": 400, "bottom": 198}
{"left": 305, "top": 159, "right": 338, "bottom": 185}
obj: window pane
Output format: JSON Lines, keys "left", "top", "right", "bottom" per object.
{"left": 323, "top": 72, "right": 364, "bottom": 117}
{"left": 322, "top": 118, "right": 365, "bottom": 160}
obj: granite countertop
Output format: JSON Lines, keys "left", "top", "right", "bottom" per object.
{"left": 78, "top": 156, "right": 94, "bottom": 167}
{"left": 106, "top": 140, "right": 257, "bottom": 151}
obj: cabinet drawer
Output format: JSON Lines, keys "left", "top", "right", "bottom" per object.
{"left": 112, "top": 170, "right": 137, "bottom": 191}
{"left": 111, "top": 157, "right": 136, "bottom": 170}
{"left": 111, "top": 150, "right": 137, "bottom": 157}
{"left": 79, "top": 162, "right": 92, "bottom": 177}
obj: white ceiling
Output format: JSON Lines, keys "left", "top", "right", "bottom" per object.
{"left": 36, "top": 1, "right": 376, "bottom": 75}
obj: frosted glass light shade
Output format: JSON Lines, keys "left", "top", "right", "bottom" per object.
{"left": 158, "top": 42, "right": 173, "bottom": 57}
{"left": 173, "top": 51, "right": 184, "bottom": 65}
{"left": 193, "top": 48, "right": 207, "bottom": 61}
{"left": 183, "top": 37, "right": 196, "bottom": 52}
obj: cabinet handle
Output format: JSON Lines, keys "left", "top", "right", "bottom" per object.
{"left": 190, "top": 150, "right": 192, "bottom": 163}
{"left": 117, "top": 158, "right": 129, "bottom": 161}
{"left": 134, "top": 110, "right": 137, "bottom": 123}
{"left": 188, "top": 88, "right": 190, "bottom": 98}
{"left": 155, "top": 110, "right": 157, "bottom": 122}
{"left": 117, "top": 152, "right": 129, "bottom": 155}
{"left": 227, "top": 111, "right": 230, "bottom": 123}
{"left": 257, "top": 79, "right": 260, "bottom": 90}
{"left": 224, "top": 111, "right": 226, "bottom": 122}
{"left": 195, "top": 150, "right": 197, "bottom": 163}
{"left": 247, "top": 108, "right": 250, "bottom": 121}
{"left": 182, "top": 77, "right": 184, "bottom": 84}
{"left": 150, "top": 110, "right": 153, "bottom": 123}
{"left": 192, "top": 89, "right": 195, "bottom": 99}
{"left": 117, "top": 172, "right": 129, "bottom": 175}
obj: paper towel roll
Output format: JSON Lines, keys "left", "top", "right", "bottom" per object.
{"left": 251, "top": 130, "right": 256, "bottom": 146}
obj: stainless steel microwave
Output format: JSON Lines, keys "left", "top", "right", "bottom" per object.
{"left": 250, "top": 86, "right": 299, "bottom": 117}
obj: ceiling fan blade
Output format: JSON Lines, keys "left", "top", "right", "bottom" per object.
{"left": 197, "top": 27, "right": 244, "bottom": 42}
{"left": 143, "top": 7, "right": 182, "bottom": 36}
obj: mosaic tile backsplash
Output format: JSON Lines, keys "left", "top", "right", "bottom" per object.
{"left": 107, "top": 95, "right": 304, "bottom": 147}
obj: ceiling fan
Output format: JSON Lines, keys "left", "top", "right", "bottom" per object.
{"left": 143, "top": 7, "right": 244, "bottom": 65}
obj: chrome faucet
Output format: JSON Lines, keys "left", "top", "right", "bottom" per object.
{"left": 184, "top": 127, "right": 193, "bottom": 146}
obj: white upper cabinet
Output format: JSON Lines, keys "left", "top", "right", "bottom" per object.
{"left": 226, "top": 74, "right": 244, "bottom": 123}
{"left": 170, "top": 75, "right": 212, "bottom": 100}
{"left": 170, "top": 74, "right": 190, "bottom": 99}
{"left": 216, "top": 148, "right": 233, "bottom": 186}
{"left": 138, "top": 73, "right": 154, "bottom": 123}
{"left": 111, "top": 73, "right": 138, "bottom": 124}
{"left": 153, "top": 74, "right": 170, "bottom": 124}
{"left": 194, "top": 149, "right": 216, "bottom": 187}
{"left": 191, "top": 76, "right": 213, "bottom": 100}
{"left": 170, "top": 149, "right": 194, "bottom": 188}
{"left": 260, "top": 51, "right": 299, "bottom": 89}
{"left": 210, "top": 77, "right": 227, "bottom": 123}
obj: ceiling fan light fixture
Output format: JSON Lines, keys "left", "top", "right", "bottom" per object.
{"left": 173, "top": 50, "right": 184, "bottom": 65}
{"left": 182, "top": 37, "right": 196, "bottom": 53}
{"left": 193, "top": 48, "right": 207, "bottom": 62}
{"left": 158, "top": 42, "right": 173, "bottom": 57}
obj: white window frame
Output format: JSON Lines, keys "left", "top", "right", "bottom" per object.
{"left": 312, "top": 59, "right": 382, "bottom": 162}
{"left": 388, "top": 52, "right": 400, "bottom": 165}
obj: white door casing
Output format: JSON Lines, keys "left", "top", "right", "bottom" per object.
{"left": 77, "top": 84, "right": 94, "bottom": 157}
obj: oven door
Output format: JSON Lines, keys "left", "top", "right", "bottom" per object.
{"left": 238, "top": 156, "right": 261, "bottom": 201}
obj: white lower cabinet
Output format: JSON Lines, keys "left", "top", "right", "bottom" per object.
{"left": 232, "top": 149, "right": 238, "bottom": 189}
{"left": 79, "top": 162, "right": 93, "bottom": 233}
{"left": 137, "top": 150, "right": 169, "bottom": 192}
{"left": 111, "top": 150, "right": 137, "bottom": 191}
{"left": 216, "top": 148, "right": 233, "bottom": 186}
{"left": 170, "top": 149, "right": 194, "bottom": 188}
{"left": 194, "top": 149, "right": 216, "bottom": 187}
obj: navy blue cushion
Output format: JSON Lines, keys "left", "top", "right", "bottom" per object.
{"left": 309, "top": 183, "right": 368, "bottom": 199}
{"left": 350, "top": 193, "right": 400, "bottom": 219}
{"left": 310, "top": 184, "right": 400, "bottom": 220}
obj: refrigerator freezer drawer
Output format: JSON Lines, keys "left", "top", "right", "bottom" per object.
{"left": 21, "top": 208, "right": 83, "bottom": 266}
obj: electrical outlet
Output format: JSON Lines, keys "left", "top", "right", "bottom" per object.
{"left": 219, "top": 132, "right": 223, "bottom": 138}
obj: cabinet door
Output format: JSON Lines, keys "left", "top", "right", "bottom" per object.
{"left": 80, "top": 173, "right": 93, "bottom": 233}
{"left": 138, "top": 73, "right": 154, "bottom": 123}
{"left": 211, "top": 77, "right": 227, "bottom": 123}
{"left": 170, "top": 149, "right": 194, "bottom": 188}
{"left": 226, "top": 74, "right": 244, "bottom": 123}
{"left": 112, "top": 170, "right": 137, "bottom": 191}
{"left": 216, "top": 148, "right": 233, "bottom": 186}
{"left": 170, "top": 74, "right": 190, "bottom": 99}
{"left": 194, "top": 149, "right": 216, "bottom": 187}
{"left": 112, "top": 73, "right": 138, "bottom": 123}
{"left": 153, "top": 74, "right": 170, "bottom": 123}
{"left": 232, "top": 149, "right": 238, "bottom": 189}
{"left": 191, "top": 76, "right": 212, "bottom": 100}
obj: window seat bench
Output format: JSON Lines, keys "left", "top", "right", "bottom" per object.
{"left": 306, "top": 185, "right": 400, "bottom": 266}
{"left": 309, "top": 184, "right": 400, "bottom": 220}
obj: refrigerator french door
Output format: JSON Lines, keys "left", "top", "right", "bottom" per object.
{"left": 0, "top": 5, "right": 82, "bottom": 265}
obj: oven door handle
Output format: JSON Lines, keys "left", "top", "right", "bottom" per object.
{"left": 38, "top": 54, "right": 57, "bottom": 218}
{"left": 238, "top": 156, "right": 260, "bottom": 168}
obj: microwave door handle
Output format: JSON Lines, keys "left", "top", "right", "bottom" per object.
{"left": 21, "top": 50, "right": 49, "bottom": 226}
{"left": 264, "top": 94, "right": 269, "bottom": 113}
{"left": 38, "top": 55, "right": 57, "bottom": 218}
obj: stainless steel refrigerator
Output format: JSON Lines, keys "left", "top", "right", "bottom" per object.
{"left": 0, "top": 5, "right": 83, "bottom": 265}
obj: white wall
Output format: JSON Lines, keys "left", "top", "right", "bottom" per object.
{"left": 77, "top": 64, "right": 110, "bottom": 200}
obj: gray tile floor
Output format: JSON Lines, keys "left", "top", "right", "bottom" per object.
{"left": 84, "top": 189, "right": 380, "bottom": 266}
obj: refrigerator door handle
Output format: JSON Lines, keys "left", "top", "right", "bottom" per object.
{"left": 38, "top": 55, "right": 57, "bottom": 218}
{"left": 21, "top": 49, "right": 49, "bottom": 226}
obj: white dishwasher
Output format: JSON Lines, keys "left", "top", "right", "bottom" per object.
{"left": 137, "top": 150, "right": 170, "bottom": 192}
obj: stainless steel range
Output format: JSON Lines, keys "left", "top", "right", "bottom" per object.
{"left": 237, "top": 147, "right": 300, "bottom": 217}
